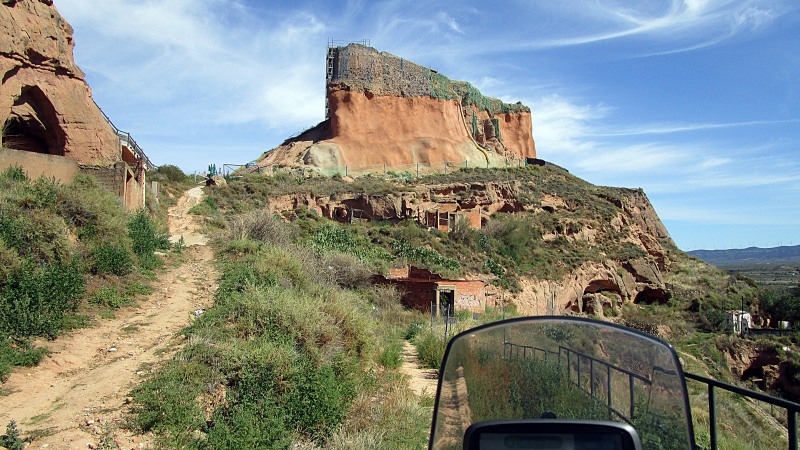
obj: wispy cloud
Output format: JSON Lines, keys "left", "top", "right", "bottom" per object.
{"left": 521, "top": 92, "right": 800, "bottom": 199}
{"left": 436, "top": 12, "right": 464, "bottom": 34}
{"left": 586, "top": 119, "right": 800, "bottom": 137}
{"left": 515, "top": 0, "right": 788, "bottom": 53}
{"left": 527, "top": 95, "right": 609, "bottom": 155}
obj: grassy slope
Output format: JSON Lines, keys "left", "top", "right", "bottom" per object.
{"left": 129, "top": 210, "right": 431, "bottom": 449}
{"left": 134, "top": 167, "right": 793, "bottom": 449}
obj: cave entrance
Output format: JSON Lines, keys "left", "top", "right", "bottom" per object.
{"left": 582, "top": 279, "right": 623, "bottom": 316}
{"left": 634, "top": 287, "right": 670, "bottom": 305}
{"left": 2, "top": 86, "right": 65, "bottom": 156}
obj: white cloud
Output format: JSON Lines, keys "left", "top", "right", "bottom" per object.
{"left": 455, "top": 0, "right": 794, "bottom": 57}
{"left": 527, "top": 95, "right": 609, "bottom": 155}
{"left": 521, "top": 93, "right": 800, "bottom": 197}
{"left": 56, "top": 0, "right": 328, "bottom": 131}
{"left": 436, "top": 12, "right": 464, "bottom": 34}
{"left": 573, "top": 144, "right": 687, "bottom": 174}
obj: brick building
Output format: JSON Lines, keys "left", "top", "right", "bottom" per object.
{"left": 377, "top": 266, "right": 485, "bottom": 315}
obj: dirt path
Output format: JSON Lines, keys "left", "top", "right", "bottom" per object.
{"left": 0, "top": 186, "right": 216, "bottom": 450}
{"left": 400, "top": 341, "right": 438, "bottom": 398}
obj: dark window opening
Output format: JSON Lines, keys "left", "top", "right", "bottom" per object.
{"left": 439, "top": 289, "right": 455, "bottom": 316}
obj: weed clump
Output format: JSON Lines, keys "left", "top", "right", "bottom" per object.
{"left": 92, "top": 243, "right": 134, "bottom": 276}
{"left": 128, "top": 209, "right": 170, "bottom": 263}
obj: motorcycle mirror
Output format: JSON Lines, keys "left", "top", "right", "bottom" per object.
{"left": 428, "top": 316, "right": 695, "bottom": 450}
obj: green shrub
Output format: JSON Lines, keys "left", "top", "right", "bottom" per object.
{"left": 130, "top": 361, "right": 211, "bottom": 435}
{"left": 57, "top": 174, "right": 128, "bottom": 244}
{"left": 0, "top": 208, "right": 72, "bottom": 264}
{"left": 310, "top": 225, "right": 393, "bottom": 263}
{"left": 24, "top": 177, "right": 58, "bottom": 209}
{"left": 404, "top": 320, "right": 424, "bottom": 340}
{"left": 414, "top": 330, "right": 447, "bottom": 370}
{"left": 0, "top": 241, "right": 21, "bottom": 282}
{"left": 378, "top": 341, "right": 403, "bottom": 369}
{"left": 226, "top": 210, "right": 290, "bottom": 246}
{"left": 320, "top": 251, "right": 373, "bottom": 289}
{"left": 89, "top": 287, "right": 131, "bottom": 309}
{"left": 216, "top": 262, "right": 277, "bottom": 298}
{"left": 155, "top": 165, "right": 189, "bottom": 183}
{"left": 284, "top": 360, "right": 351, "bottom": 438}
{"left": 0, "top": 259, "right": 84, "bottom": 338}
{"left": 92, "top": 244, "right": 133, "bottom": 276}
{"left": 205, "top": 400, "right": 290, "bottom": 449}
{"left": 0, "top": 420, "right": 24, "bottom": 450}
{"left": 0, "top": 165, "right": 27, "bottom": 183}
{"left": 393, "top": 238, "right": 459, "bottom": 273}
{"left": 128, "top": 209, "right": 170, "bottom": 258}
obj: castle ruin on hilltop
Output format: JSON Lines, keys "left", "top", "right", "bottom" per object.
{"left": 255, "top": 43, "right": 536, "bottom": 174}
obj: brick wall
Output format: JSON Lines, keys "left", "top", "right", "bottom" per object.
{"left": 450, "top": 280, "right": 485, "bottom": 312}
{"left": 461, "top": 210, "right": 482, "bottom": 230}
{"left": 387, "top": 266, "right": 409, "bottom": 279}
{"left": 375, "top": 271, "right": 484, "bottom": 314}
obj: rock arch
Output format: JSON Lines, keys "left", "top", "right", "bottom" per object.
{"left": 574, "top": 279, "right": 623, "bottom": 316}
{"left": 3, "top": 86, "right": 66, "bottom": 156}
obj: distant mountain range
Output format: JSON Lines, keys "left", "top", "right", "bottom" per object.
{"left": 688, "top": 244, "right": 800, "bottom": 266}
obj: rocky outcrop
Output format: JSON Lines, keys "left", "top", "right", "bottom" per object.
{"left": 262, "top": 176, "right": 673, "bottom": 311}
{"left": 0, "top": 0, "right": 119, "bottom": 165}
{"left": 256, "top": 44, "right": 536, "bottom": 172}
{"left": 514, "top": 258, "right": 668, "bottom": 318}
{"left": 726, "top": 342, "right": 800, "bottom": 401}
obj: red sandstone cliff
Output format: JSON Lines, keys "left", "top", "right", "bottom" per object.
{"left": 0, "top": 0, "right": 119, "bottom": 165}
{"left": 256, "top": 44, "right": 536, "bottom": 172}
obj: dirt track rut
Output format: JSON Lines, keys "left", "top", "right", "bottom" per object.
{"left": 0, "top": 186, "right": 216, "bottom": 449}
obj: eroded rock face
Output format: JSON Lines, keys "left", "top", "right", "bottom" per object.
{"left": 256, "top": 44, "right": 536, "bottom": 171}
{"left": 0, "top": 0, "right": 119, "bottom": 165}
{"left": 728, "top": 343, "right": 800, "bottom": 401}
{"left": 263, "top": 177, "right": 673, "bottom": 310}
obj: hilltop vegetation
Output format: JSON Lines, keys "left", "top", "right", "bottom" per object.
{"left": 193, "top": 166, "right": 661, "bottom": 288}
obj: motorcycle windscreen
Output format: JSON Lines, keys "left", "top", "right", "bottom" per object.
{"left": 429, "top": 317, "right": 694, "bottom": 450}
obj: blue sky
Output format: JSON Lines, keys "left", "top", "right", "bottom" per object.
{"left": 53, "top": 0, "right": 800, "bottom": 252}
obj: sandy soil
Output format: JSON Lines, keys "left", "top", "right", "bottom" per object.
{"left": 168, "top": 186, "right": 208, "bottom": 246}
{"left": 0, "top": 187, "right": 216, "bottom": 450}
{"left": 400, "top": 341, "right": 438, "bottom": 398}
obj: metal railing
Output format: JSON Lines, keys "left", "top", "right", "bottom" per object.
{"left": 504, "top": 338, "right": 800, "bottom": 450}
{"left": 685, "top": 371, "right": 800, "bottom": 450}
{"left": 503, "top": 342, "right": 653, "bottom": 424}
{"left": 93, "top": 99, "right": 155, "bottom": 171}
{"left": 560, "top": 345, "right": 656, "bottom": 423}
